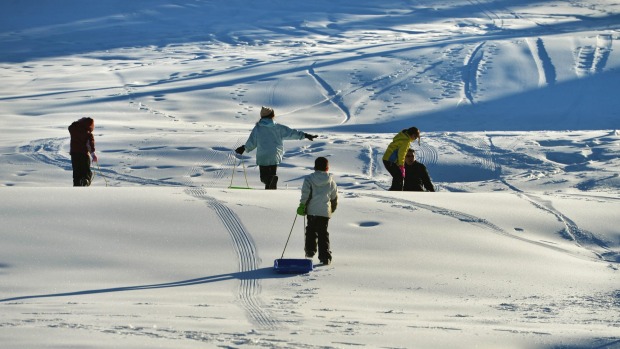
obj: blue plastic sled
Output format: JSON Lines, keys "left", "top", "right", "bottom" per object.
{"left": 273, "top": 258, "right": 313, "bottom": 274}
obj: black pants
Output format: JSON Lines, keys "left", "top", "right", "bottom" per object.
{"left": 383, "top": 160, "right": 403, "bottom": 191}
{"left": 71, "top": 153, "right": 92, "bottom": 186}
{"left": 305, "top": 215, "right": 331, "bottom": 263}
{"left": 259, "top": 165, "right": 278, "bottom": 189}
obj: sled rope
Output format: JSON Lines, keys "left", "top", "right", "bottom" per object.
{"left": 280, "top": 213, "right": 304, "bottom": 259}
{"left": 93, "top": 161, "right": 109, "bottom": 187}
{"left": 229, "top": 155, "right": 250, "bottom": 189}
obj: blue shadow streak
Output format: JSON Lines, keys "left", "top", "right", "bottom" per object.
{"left": 0, "top": 267, "right": 295, "bottom": 303}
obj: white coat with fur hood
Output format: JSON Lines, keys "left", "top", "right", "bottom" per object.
{"left": 300, "top": 171, "right": 338, "bottom": 218}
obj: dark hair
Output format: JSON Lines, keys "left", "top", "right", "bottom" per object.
{"left": 314, "top": 157, "right": 329, "bottom": 171}
{"left": 406, "top": 127, "right": 419, "bottom": 137}
{"left": 406, "top": 126, "right": 420, "bottom": 145}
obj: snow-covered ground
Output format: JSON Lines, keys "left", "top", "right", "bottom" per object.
{"left": 1, "top": 1, "right": 619, "bottom": 348}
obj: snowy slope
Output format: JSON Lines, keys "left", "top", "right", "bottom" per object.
{"left": 1, "top": 1, "right": 619, "bottom": 348}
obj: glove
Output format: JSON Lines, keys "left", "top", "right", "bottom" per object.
{"left": 91, "top": 153, "right": 98, "bottom": 162}
{"left": 399, "top": 165, "right": 405, "bottom": 178}
{"left": 297, "top": 204, "right": 307, "bottom": 216}
{"left": 304, "top": 133, "right": 318, "bottom": 141}
{"left": 235, "top": 145, "right": 245, "bottom": 155}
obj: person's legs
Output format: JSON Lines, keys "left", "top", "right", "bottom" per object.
{"left": 304, "top": 215, "right": 319, "bottom": 257}
{"left": 383, "top": 160, "right": 403, "bottom": 191}
{"left": 71, "top": 153, "right": 92, "bottom": 186}
{"left": 267, "top": 174, "right": 278, "bottom": 190}
{"left": 315, "top": 216, "right": 331, "bottom": 264}
{"left": 259, "top": 166, "right": 269, "bottom": 185}
{"left": 259, "top": 165, "right": 278, "bottom": 189}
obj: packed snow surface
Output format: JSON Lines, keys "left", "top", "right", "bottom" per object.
{"left": 1, "top": 1, "right": 619, "bottom": 348}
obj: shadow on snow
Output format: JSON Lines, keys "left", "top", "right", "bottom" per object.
{"left": 0, "top": 267, "right": 299, "bottom": 303}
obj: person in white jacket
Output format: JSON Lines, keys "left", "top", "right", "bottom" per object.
{"left": 236, "top": 106, "right": 318, "bottom": 189}
{"left": 297, "top": 157, "right": 338, "bottom": 265}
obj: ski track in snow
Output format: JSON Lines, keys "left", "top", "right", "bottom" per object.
{"left": 576, "top": 33, "right": 613, "bottom": 77}
{"left": 184, "top": 187, "right": 279, "bottom": 330}
{"left": 307, "top": 63, "right": 350, "bottom": 124}
{"left": 183, "top": 144, "right": 238, "bottom": 189}
{"left": 443, "top": 133, "right": 501, "bottom": 179}
{"left": 365, "top": 192, "right": 614, "bottom": 263}
{"left": 184, "top": 144, "right": 278, "bottom": 329}
{"left": 360, "top": 142, "right": 380, "bottom": 179}
{"left": 460, "top": 42, "right": 485, "bottom": 105}
{"left": 484, "top": 135, "right": 503, "bottom": 177}
{"left": 526, "top": 38, "right": 557, "bottom": 87}
{"left": 17, "top": 135, "right": 279, "bottom": 328}
{"left": 468, "top": 0, "right": 504, "bottom": 30}
{"left": 364, "top": 192, "right": 508, "bottom": 236}
{"left": 416, "top": 140, "right": 439, "bottom": 167}
{"left": 517, "top": 193, "right": 618, "bottom": 263}
{"left": 17, "top": 137, "right": 72, "bottom": 171}
{"left": 14, "top": 135, "right": 279, "bottom": 326}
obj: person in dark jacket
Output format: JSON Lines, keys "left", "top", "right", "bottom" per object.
{"left": 382, "top": 126, "right": 420, "bottom": 191}
{"left": 68, "top": 117, "right": 97, "bottom": 186}
{"left": 297, "top": 157, "right": 338, "bottom": 265}
{"left": 236, "top": 106, "right": 318, "bottom": 189}
{"left": 403, "top": 149, "right": 435, "bottom": 192}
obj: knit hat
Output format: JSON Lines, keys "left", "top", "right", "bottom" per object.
{"left": 260, "top": 106, "right": 275, "bottom": 118}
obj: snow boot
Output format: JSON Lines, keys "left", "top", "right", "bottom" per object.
{"left": 266, "top": 175, "right": 278, "bottom": 190}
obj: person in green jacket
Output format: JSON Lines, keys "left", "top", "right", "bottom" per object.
{"left": 382, "top": 127, "right": 420, "bottom": 191}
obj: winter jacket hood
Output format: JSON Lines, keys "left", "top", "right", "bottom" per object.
{"left": 300, "top": 171, "right": 338, "bottom": 218}
{"left": 68, "top": 118, "right": 95, "bottom": 155}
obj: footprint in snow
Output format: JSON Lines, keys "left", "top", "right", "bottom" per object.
{"left": 356, "top": 221, "right": 380, "bottom": 228}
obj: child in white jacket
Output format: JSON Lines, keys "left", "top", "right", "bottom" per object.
{"left": 297, "top": 157, "right": 338, "bottom": 265}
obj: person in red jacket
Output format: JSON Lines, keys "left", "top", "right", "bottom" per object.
{"left": 68, "top": 117, "right": 98, "bottom": 186}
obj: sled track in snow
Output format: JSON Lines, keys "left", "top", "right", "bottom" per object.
{"left": 526, "top": 38, "right": 557, "bottom": 87}
{"left": 363, "top": 193, "right": 610, "bottom": 262}
{"left": 183, "top": 145, "right": 238, "bottom": 188}
{"left": 461, "top": 42, "right": 485, "bottom": 105}
{"left": 364, "top": 192, "right": 507, "bottom": 235}
{"left": 19, "top": 136, "right": 278, "bottom": 327}
{"left": 576, "top": 34, "right": 613, "bottom": 77}
{"left": 308, "top": 63, "right": 350, "bottom": 124}
{"left": 444, "top": 134, "right": 501, "bottom": 178}
{"left": 416, "top": 140, "right": 439, "bottom": 167}
{"left": 17, "top": 137, "right": 73, "bottom": 171}
{"left": 516, "top": 193, "right": 618, "bottom": 263}
{"left": 185, "top": 187, "right": 278, "bottom": 329}
{"left": 468, "top": 0, "right": 504, "bottom": 29}
{"left": 360, "top": 143, "right": 381, "bottom": 179}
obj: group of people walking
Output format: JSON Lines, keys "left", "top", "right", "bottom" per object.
{"left": 68, "top": 106, "right": 434, "bottom": 265}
